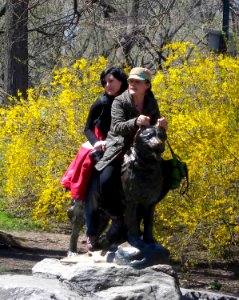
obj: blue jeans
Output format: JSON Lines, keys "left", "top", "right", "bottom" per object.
{"left": 84, "top": 169, "right": 101, "bottom": 237}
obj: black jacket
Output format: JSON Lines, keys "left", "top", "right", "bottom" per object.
{"left": 84, "top": 94, "right": 114, "bottom": 145}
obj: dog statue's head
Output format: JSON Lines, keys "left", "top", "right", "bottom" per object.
{"left": 133, "top": 125, "right": 167, "bottom": 161}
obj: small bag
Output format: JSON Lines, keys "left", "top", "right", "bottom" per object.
{"left": 161, "top": 141, "right": 189, "bottom": 194}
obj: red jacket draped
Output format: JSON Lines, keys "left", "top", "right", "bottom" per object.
{"left": 60, "top": 127, "right": 104, "bottom": 200}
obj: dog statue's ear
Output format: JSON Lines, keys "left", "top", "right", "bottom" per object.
{"left": 154, "top": 123, "right": 164, "bottom": 128}
{"left": 137, "top": 125, "right": 148, "bottom": 135}
{"left": 133, "top": 127, "right": 141, "bottom": 143}
{"left": 155, "top": 123, "right": 167, "bottom": 133}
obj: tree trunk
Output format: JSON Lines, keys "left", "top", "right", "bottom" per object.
{"left": 3, "top": 0, "right": 28, "bottom": 104}
{"left": 116, "top": 0, "right": 139, "bottom": 66}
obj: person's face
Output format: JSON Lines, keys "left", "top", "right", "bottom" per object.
{"left": 128, "top": 79, "right": 150, "bottom": 97}
{"left": 103, "top": 74, "right": 122, "bottom": 96}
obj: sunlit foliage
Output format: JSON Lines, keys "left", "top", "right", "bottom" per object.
{"left": 0, "top": 57, "right": 107, "bottom": 227}
{"left": 153, "top": 42, "right": 239, "bottom": 262}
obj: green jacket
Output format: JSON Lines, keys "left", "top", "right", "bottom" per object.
{"left": 95, "top": 90, "right": 161, "bottom": 171}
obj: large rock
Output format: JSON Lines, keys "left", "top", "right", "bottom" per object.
{"left": 32, "top": 257, "right": 182, "bottom": 299}
{"left": 0, "top": 273, "right": 83, "bottom": 300}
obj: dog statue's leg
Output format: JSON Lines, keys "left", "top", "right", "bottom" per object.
{"left": 143, "top": 203, "right": 156, "bottom": 244}
{"left": 68, "top": 201, "right": 84, "bottom": 254}
{"left": 143, "top": 203, "right": 170, "bottom": 255}
{"left": 125, "top": 201, "right": 145, "bottom": 249}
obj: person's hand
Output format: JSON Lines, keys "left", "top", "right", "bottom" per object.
{"left": 93, "top": 140, "right": 106, "bottom": 151}
{"left": 156, "top": 117, "right": 168, "bottom": 130}
{"left": 136, "top": 115, "right": 150, "bottom": 127}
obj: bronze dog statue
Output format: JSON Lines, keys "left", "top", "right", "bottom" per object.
{"left": 121, "top": 125, "right": 167, "bottom": 249}
{"left": 68, "top": 125, "right": 167, "bottom": 254}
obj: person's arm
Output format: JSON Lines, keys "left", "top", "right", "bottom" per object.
{"left": 145, "top": 97, "right": 168, "bottom": 130}
{"left": 84, "top": 99, "right": 103, "bottom": 146}
{"left": 144, "top": 97, "right": 161, "bottom": 125}
{"left": 111, "top": 97, "right": 138, "bottom": 136}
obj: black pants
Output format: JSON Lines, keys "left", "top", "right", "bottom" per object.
{"left": 99, "top": 159, "right": 124, "bottom": 217}
{"left": 84, "top": 169, "right": 110, "bottom": 237}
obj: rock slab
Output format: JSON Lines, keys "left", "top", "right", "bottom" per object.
{"left": 32, "top": 257, "right": 181, "bottom": 299}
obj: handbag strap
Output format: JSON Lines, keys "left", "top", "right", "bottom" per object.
{"left": 166, "top": 140, "right": 189, "bottom": 194}
{"left": 166, "top": 140, "right": 175, "bottom": 157}
{"left": 180, "top": 163, "right": 189, "bottom": 195}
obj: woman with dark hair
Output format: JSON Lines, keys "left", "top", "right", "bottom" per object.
{"left": 84, "top": 66, "right": 128, "bottom": 156}
{"left": 95, "top": 67, "right": 167, "bottom": 246}
{"left": 62, "top": 66, "right": 128, "bottom": 254}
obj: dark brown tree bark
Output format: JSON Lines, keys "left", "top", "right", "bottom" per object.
{"left": 3, "top": 0, "right": 28, "bottom": 104}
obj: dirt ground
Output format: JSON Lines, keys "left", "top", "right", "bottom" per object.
{"left": 0, "top": 230, "right": 238, "bottom": 298}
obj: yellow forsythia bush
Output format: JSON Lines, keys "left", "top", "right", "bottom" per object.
{"left": 152, "top": 42, "right": 239, "bottom": 262}
{"left": 0, "top": 57, "right": 107, "bottom": 227}
{"left": 0, "top": 43, "right": 238, "bottom": 262}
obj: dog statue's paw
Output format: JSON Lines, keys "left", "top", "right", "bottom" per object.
{"left": 128, "top": 235, "right": 147, "bottom": 250}
{"left": 148, "top": 242, "right": 170, "bottom": 256}
{"left": 143, "top": 235, "right": 157, "bottom": 244}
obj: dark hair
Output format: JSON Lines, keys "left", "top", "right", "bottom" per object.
{"left": 147, "top": 89, "right": 155, "bottom": 98}
{"left": 100, "top": 66, "right": 128, "bottom": 94}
